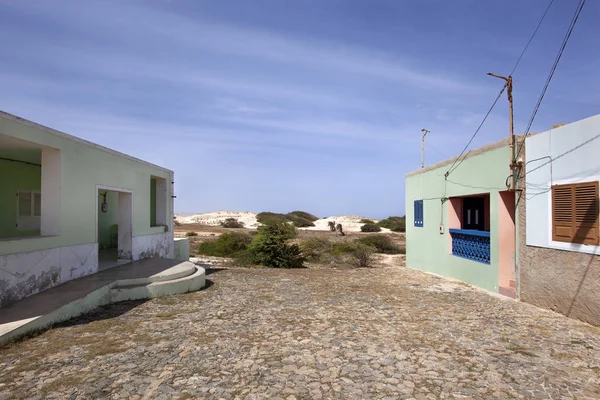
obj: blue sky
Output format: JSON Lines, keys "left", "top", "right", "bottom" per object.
{"left": 1, "top": 0, "right": 598, "bottom": 218}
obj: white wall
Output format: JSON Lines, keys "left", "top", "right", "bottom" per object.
{"left": 525, "top": 114, "right": 600, "bottom": 254}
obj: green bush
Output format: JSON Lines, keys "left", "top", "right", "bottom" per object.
{"left": 257, "top": 211, "right": 316, "bottom": 228}
{"left": 360, "top": 218, "right": 375, "bottom": 224}
{"left": 244, "top": 223, "right": 304, "bottom": 268}
{"left": 197, "top": 232, "right": 252, "bottom": 257}
{"left": 361, "top": 223, "right": 382, "bottom": 232}
{"left": 356, "top": 235, "right": 402, "bottom": 254}
{"left": 327, "top": 241, "right": 359, "bottom": 257}
{"left": 288, "top": 211, "right": 319, "bottom": 222}
{"left": 186, "top": 231, "right": 198, "bottom": 237}
{"left": 349, "top": 243, "right": 376, "bottom": 268}
{"left": 287, "top": 215, "right": 315, "bottom": 227}
{"left": 220, "top": 218, "right": 245, "bottom": 228}
{"left": 299, "top": 238, "right": 330, "bottom": 262}
{"left": 256, "top": 212, "right": 289, "bottom": 225}
{"left": 377, "top": 216, "right": 406, "bottom": 232}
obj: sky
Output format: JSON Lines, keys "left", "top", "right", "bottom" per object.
{"left": 0, "top": 0, "right": 598, "bottom": 219}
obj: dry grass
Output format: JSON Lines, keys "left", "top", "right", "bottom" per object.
{"left": 41, "top": 375, "right": 84, "bottom": 395}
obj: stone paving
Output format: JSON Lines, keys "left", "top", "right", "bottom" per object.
{"left": 1, "top": 265, "right": 599, "bottom": 400}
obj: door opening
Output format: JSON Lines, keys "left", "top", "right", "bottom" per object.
{"left": 97, "top": 188, "right": 132, "bottom": 271}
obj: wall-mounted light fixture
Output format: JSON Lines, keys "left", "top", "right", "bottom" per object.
{"left": 101, "top": 192, "right": 108, "bottom": 213}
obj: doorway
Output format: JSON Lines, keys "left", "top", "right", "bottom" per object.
{"left": 463, "top": 197, "right": 485, "bottom": 231}
{"left": 97, "top": 187, "right": 133, "bottom": 271}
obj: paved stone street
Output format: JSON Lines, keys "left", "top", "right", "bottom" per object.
{"left": 1, "top": 265, "right": 599, "bottom": 400}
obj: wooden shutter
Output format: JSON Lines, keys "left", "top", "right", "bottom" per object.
{"left": 552, "top": 185, "right": 573, "bottom": 242}
{"left": 574, "top": 182, "right": 599, "bottom": 245}
{"left": 552, "top": 182, "right": 599, "bottom": 245}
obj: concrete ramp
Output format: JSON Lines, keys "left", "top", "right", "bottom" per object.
{"left": 0, "top": 258, "right": 205, "bottom": 345}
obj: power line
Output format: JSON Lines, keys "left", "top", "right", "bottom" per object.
{"left": 443, "top": 0, "right": 557, "bottom": 180}
{"left": 444, "top": 83, "right": 506, "bottom": 178}
{"left": 515, "top": 0, "right": 586, "bottom": 160}
{"left": 424, "top": 141, "right": 449, "bottom": 159}
{"left": 510, "top": 0, "right": 556, "bottom": 76}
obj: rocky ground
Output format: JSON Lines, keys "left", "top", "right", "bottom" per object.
{"left": 1, "top": 265, "right": 599, "bottom": 399}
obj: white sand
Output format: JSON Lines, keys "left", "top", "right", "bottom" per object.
{"left": 175, "top": 211, "right": 259, "bottom": 228}
{"left": 300, "top": 216, "right": 391, "bottom": 233}
{"left": 175, "top": 211, "right": 389, "bottom": 233}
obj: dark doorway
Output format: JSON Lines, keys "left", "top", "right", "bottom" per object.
{"left": 463, "top": 197, "right": 485, "bottom": 231}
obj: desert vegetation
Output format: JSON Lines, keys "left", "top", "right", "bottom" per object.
{"left": 377, "top": 216, "right": 406, "bottom": 232}
{"left": 197, "top": 222, "right": 304, "bottom": 268}
{"left": 220, "top": 218, "right": 245, "bottom": 228}
{"left": 298, "top": 234, "right": 403, "bottom": 267}
{"left": 176, "top": 210, "right": 406, "bottom": 269}
{"left": 360, "top": 223, "right": 382, "bottom": 232}
{"left": 256, "top": 211, "right": 318, "bottom": 228}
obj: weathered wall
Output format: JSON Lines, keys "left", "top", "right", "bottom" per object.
{"left": 0, "top": 243, "right": 97, "bottom": 307}
{"left": 520, "top": 115, "right": 600, "bottom": 326}
{"left": 0, "top": 159, "right": 41, "bottom": 239}
{"left": 133, "top": 232, "right": 174, "bottom": 261}
{"left": 174, "top": 238, "right": 190, "bottom": 261}
{"left": 405, "top": 138, "right": 513, "bottom": 293}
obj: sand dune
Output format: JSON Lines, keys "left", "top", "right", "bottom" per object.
{"left": 175, "top": 211, "right": 389, "bottom": 233}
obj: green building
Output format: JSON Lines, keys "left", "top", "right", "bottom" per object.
{"left": 405, "top": 137, "right": 517, "bottom": 298}
{"left": 0, "top": 111, "right": 176, "bottom": 306}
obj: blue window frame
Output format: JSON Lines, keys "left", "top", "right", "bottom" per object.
{"left": 414, "top": 200, "right": 423, "bottom": 227}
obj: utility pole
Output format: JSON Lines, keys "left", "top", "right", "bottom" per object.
{"left": 421, "top": 128, "right": 430, "bottom": 168}
{"left": 486, "top": 72, "right": 515, "bottom": 191}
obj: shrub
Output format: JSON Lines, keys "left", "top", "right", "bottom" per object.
{"left": 299, "top": 238, "right": 330, "bottom": 262}
{"left": 288, "top": 211, "right": 319, "bottom": 222}
{"left": 220, "top": 218, "right": 245, "bottom": 228}
{"left": 349, "top": 243, "right": 376, "bottom": 268}
{"left": 377, "top": 216, "right": 406, "bottom": 232}
{"left": 361, "top": 223, "right": 381, "bottom": 233}
{"left": 256, "top": 212, "right": 289, "bottom": 225}
{"left": 186, "top": 231, "right": 198, "bottom": 237}
{"left": 356, "top": 235, "right": 402, "bottom": 254}
{"left": 327, "top": 241, "right": 359, "bottom": 257}
{"left": 257, "top": 211, "right": 316, "bottom": 228}
{"left": 197, "top": 232, "right": 252, "bottom": 257}
{"left": 360, "top": 218, "right": 375, "bottom": 224}
{"left": 288, "top": 215, "right": 315, "bottom": 227}
{"left": 245, "top": 223, "right": 304, "bottom": 268}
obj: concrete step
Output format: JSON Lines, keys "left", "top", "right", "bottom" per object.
{"left": 110, "top": 266, "right": 205, "bottom": 302}
{"left": 0, "top": 260, "right": 206, "bottom": 345}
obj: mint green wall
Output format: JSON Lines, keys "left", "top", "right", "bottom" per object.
{"left": 0, "top": 115, "right": 173, "bottom": 256}
{"left": 405, "top": 145, "right": 511, "bottom": 293}
{"left": 97, "top": 191, "right": 119, "bottom": 249}
{"left": 0, "top": 159, "right": 41, "bottom": 239}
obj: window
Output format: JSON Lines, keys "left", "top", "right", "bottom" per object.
{"left": 552, "top": 181, "right": 599, "bottom": 245}
{"left": 150, "top": 176, "right": 167, "bottom": 227}
{"left": 414, "top": 200, "right": 424, "bottom": 227}
{"left": 17, "top": 190, "right": 41, "bottom": 231}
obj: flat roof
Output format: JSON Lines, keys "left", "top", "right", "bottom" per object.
{"left": 405, "top": 135, "right": 523, "bottom": 178}
{"left": 0, "top": 110, "right": 173, "bottom": 173}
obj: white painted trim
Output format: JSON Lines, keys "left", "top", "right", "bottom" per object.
{"left": 543, "top": 176, "right": 600, "bottom": 255}
{"left": 0, "top": 110, "right": 173, "bottom": 174}
{"left": 96, "top": 185, "right": 133, "bottom": 194}
{"left": 95, "top": 185, "right": 134, "bottom": 250}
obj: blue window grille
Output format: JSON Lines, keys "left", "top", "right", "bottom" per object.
{"left": 414, "top": 200, "right": 423, "bottom": 227}
{"left": 449, "top": 229, "right": 490, "bottom": 264}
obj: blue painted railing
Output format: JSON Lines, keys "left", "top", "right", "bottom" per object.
{"left": 449, "top": 229, "right": 490, "bottom": 264}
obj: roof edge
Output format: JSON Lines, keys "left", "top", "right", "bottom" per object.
{"left": 405, "top": 135, "right": 524, "bottom": 178}
{"left": 0, "top": 110, "right": 174, "bottom": 174}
